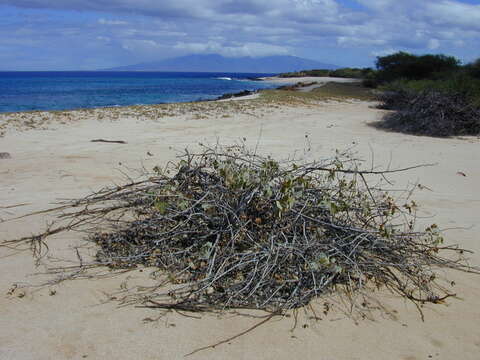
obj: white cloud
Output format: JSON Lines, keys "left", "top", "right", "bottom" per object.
{"left": 424, "top": 1, "right": 480, "bottom": 29}
{"left": 98, "top": 18, "right": 128, "bottom": 26}
{"left": 337, "top": 36, "right": 387, "bottom": 47}
{"left": 370, "top": 48, "right": 399, "bottom": 57}
{"left": 1, "top": 0, "right": 479, "bottom": 68}
{"left": 174, "top": 41, "right": 290, "bottom": 57}
{"left": 355, "top": 0, "right": 403, "bottom": 12}
{"left": 121, "top": 39, "right": 162, "bottom": 52}
{"left": 428, "top": 38, "right": 440, "bottom": 50}
{"left": 96, "top": 36, "right": 111, "bottom": 42}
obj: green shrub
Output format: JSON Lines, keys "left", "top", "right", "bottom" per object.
{"left": 278, "top": 71, "right": 308, "bottom": 78}
{"left": 278, "top": 68, "right": 375, "bottom": 79}
{"left": 278, "top": 69, "right": 332, "bottom": 78}
{"left": 375, "top": 52, "right": 460, "bottom": 83}
{"left": 325, "top": 67, "right": 374, "bottom": 79}
{"left": 362, "top": 79, "right": 377, "bottom": 88}
{"left": 373, "top": 52, "right": 480, "bottom": 137}
{"left": 465, "top": 58, "right": 480, "bottom": 79}
{"left": 380, "top": 75, "right": 480, "bottom": 107}
{"left": 304, "top": 69, "right": 333, "bottom": 77}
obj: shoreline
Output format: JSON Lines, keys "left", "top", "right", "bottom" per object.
{"left": 0, "top": 76, "right": 359, "bottom": 116}
{"left": 0, "top": 74, "right": 279, "bottom": 116}
{"left": 0, "top": 77, "right": 362, "bottom": 136}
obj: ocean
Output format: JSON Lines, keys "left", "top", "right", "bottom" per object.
{"left": 0, "top": 71, "right": 278, "bottom": 113}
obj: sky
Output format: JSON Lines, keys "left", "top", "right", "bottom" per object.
{"left": 0, "top": 0, "right": 479, "bottom": 70}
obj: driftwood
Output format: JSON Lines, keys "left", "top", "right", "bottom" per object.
{"left": 91, "top": 139, "right": 127, "bottom": 144}
{"left": 215, "top": 90, "right": 255, "bottom": 100}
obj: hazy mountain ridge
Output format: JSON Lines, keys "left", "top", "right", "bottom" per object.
{"left": 103, "top": 54, "right": 338, "bottom": 73}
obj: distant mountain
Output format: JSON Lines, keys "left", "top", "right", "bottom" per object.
{"left": 102, "top": 54, "right": 338, "bottom": 73}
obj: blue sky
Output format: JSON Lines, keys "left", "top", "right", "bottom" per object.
{"left": 0, "top": 0, "right": 479, "bottom": 70}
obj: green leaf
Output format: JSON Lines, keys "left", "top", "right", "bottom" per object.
{"left": 276, "top": 200, "right": 283, "bottom": 210}
{"left": 200, "top": 242, "right": 213, "bottom": 259}
{"left": 154, "top": 200, "right": 168, "bottom": 214}
{"left": 317, "top": 253, "right": 330, "bottom": 265}
{"left": 178, "top": 200, "right": 189, "bottom": 210}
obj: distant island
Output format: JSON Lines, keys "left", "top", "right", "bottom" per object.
{"left": 102, "top": 54, "right": 339, "bottom": 73}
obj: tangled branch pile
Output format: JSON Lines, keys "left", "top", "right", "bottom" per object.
{"left": 5, "top": 145, "right": 475, "bottom": 314}
{"left": 375, "top": 90, "right": 480, "bottom": 137}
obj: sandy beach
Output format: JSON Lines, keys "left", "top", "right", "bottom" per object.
{"left": 1, "top": 80, "right": 479, "bottom": 360}
{"left": 260, "top": 76, "right": 359, "bottom": 92}
{"left": 260, "top": 76, "right": 359, "bottom": 84}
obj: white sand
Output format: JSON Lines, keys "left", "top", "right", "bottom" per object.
{"left": 217, "top": 92, "right": 261, "bottom": 101}
{"left": 1, "top": 96, "right": 479, "bottom": 359}
{"left": 259, "top": 76, "right": 359, "bottom": 84}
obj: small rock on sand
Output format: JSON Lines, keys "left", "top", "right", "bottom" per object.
{"left": 0, "top": 152, "right": 11, "bottom": 159}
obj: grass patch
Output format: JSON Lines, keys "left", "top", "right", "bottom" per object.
{"left": 259, "top": 82, "right": 375, "bottom": 104}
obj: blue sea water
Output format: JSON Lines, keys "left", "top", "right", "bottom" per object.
{"left": 0, "top": 71, "right": 278, "bottom": 113}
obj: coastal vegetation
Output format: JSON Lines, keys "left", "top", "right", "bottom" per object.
{"left": 374, "top": 52, "right": 460, "bottom": 83}
{"left": 279, "top": 67, "right": 374, "bottom": 79}
{"left": 373, "top": 52, "right": 480, "bottom": 137}
{"left": 261, "top": 82, "right": 375, "bottom": 104}
{"left": 278, "top": 51, "right": 480, "bottom": 137}
{"left": 5, "top": 144, "right": 475, "bottom": 319}
{"left": 376, "top": 89, "right": 480, "bottom": 137}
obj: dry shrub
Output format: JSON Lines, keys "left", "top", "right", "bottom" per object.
{"left": 3, "top": 145, "right": 477, "bottom": 315}
{"left": 376, "top": 90, "right": 480, "bottom": 137}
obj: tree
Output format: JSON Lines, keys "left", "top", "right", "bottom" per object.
{"left": 466, "top": 58, "right": 480, "bottom": 79}
{"left": 375, "top": 51, "right": 460, "bottom": 82}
